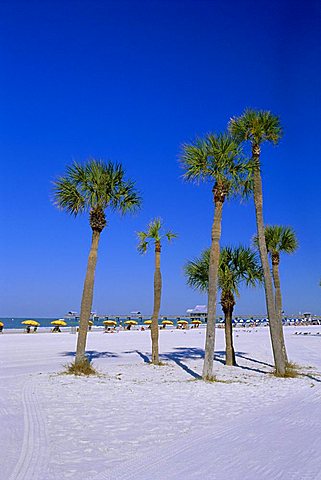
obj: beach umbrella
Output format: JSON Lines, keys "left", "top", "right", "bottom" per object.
{"left": 177, "top": 320, "right": 189, "bottom": 325}
{"left": 51, "top": 320, "right": 67, "bottom": 326}
{"left": 144, "top": 320, "right": 152, "bottom": 325}
{"left": 103, "top": 320, "right": 117, "bottom": 326}
{"left": 162, "top": 320, "right": 173, "bottom": 325}
{"left": 21, "top": 320, "right": 40, "bottom": 327}
{"left": 0, "top": 322, "right": 3, "bottom": 327}
{"left": 124, "top": 320, "right": 138, "bottom": 325}
{"left": 191, "top": 319, "right": 202, "bottom": 324}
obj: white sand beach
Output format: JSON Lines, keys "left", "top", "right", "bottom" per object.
{"left": 1, "top": 326, "right": 321, "bottom": 480}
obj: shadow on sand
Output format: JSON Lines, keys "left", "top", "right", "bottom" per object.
{"left": 62, "top": 347, "right": 311, "bottom": 380}
{"left": 130, "top": 347, "right": 272, "bottom": 378}
{"left": 61, "top": 350, "right": 119, "bottom": 362}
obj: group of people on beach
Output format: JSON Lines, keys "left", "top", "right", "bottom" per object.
{"left": 25, "top": 326, "right": 38, "bottom": 333}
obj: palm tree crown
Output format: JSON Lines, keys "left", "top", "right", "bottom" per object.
{"left": 228, "top": 109, "right": 282, "bottom": 148}
{"left": 185, "top": 246, "right": 263, "bottom": 296}
{"left": 137, "top": 218, "right": 177, "bottom": 253}
{"left": 180, "top": 133, "right": 251, "bottom": 199}
{"left": 53, "top": 159, "right": 141, "bottom": 231}
{"left": 254, "top": 225, "right": 298, "bottom": 262}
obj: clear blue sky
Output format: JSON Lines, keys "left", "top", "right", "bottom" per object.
{"left": 1, "top": 0, "right": 320, "bottom": 317}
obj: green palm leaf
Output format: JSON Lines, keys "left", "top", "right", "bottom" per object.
{"left": 184, "top": 245, "right": 263, "bottom": 297}
{"left": 180, "top": 132, "right": 252, "bottom": 199}
{"left": 136, "top": 218, "right": 177, "bottom": 253}
{"left": 53, "top": 159, "right": 141, "bottom": 229}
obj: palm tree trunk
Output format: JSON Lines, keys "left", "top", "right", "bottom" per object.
{"left": 202, "top": 188, "right": 224, "bottom": 381}
{"left": 221, "top": 292, "right": 236, "bottom": 366}
{"left": 272, "top": 254, "right": 288, "bottom": 363}
{"left": 252, "top": 146, "right": 286, "bottom": 376}
{"left": 151, "top": 242, "right": 162, "bottom": 365}
{"left": 75, "top": 230, "right": 100, "bottom": 364}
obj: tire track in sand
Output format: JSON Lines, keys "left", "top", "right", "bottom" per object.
{"left": 9, "top": 376, "right": 49, "bottom": 480}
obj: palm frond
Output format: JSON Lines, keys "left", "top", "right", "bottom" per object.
{"left": 184, "top": 249, "right": 210, "bottom": 292}
{"left": 53, "top": 176, "right": 85, "bottom": 216}
{"left": 165, "top": 231, "right": 178, "bottom": 242}
{"left": 137, "top": 240, "right": 149, "bottom": 254}
{"left": 52, "top": 159, "right": 141, "bottom": 224}
{"left": 257, "top": 225, "right": 299, "bottom": 256}
{"left": 180, "top": 138, "right": 209, "bottom": 182}
{"left": 180, "top": 132, "right": 252, "bottom": 200}
{"left": 184, "top": 245, "right": 262, "bottom": 297}
{"left": 228, "top": 108, "right": 282, "bottom": 146}
{"left": 136, "top": 218, "right": 177, "bottom": 252}
{"left": 113, "top": 180, "right": 142, "bottom": 215}
{"left": 147, "top": 217, "right": 162, "bottom": 240}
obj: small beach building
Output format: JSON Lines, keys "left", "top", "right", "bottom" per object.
{"left": 186, "top": 305, "right": 207, "bottom": 321}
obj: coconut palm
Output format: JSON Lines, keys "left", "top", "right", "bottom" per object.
{"left": 180, "top": 133, "right": 251, "bottom": 380}
{"left": 229, "top": 109, "right": 287, "bottom": 376}
{"left": 255, "top": 225, "right": 298, "bottom": 359}
{"left": 53, "top": 159, "right": 141, "bottom": 366}
{"left": 185, "top": 246, "right": 263, "bottom": 366}
{"left": 137, "top": 218, "right": 177, "bottom": 365}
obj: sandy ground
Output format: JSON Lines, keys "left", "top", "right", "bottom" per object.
{"left": 1, "top": 326, "right": 320, "bottom": 480}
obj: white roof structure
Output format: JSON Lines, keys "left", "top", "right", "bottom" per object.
{"left": 186, "top": 305, "right": 207, "bottom": 314}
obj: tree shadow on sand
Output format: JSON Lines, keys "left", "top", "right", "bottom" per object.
{"left": 61, "top": 350, "right": 119, "bottom": 362}
{"left": 139, "top": 347, "right": 271, "bottom": 378}
{"left": 129, "top": 348, "right": 202, "bottom": 379}
{"left": 122, "top": 350, "right": 151, "bottom": 364}
{"left": 167, "top": 348, "right": 271, "bottom": 377}
{"left": 215, "top": 351, "right": 271, "bottom": 374}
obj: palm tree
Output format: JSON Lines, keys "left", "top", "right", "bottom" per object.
{"left": 53, "top": 159, "right": 141, "bottom": 366}
{"left": 180, "top": 133, "right": 251, "bottom": 380}
{"left": 137, "top": 218, "right": 177, "bottom": 365}
{"left": 255, "top": 225, "right": 298, "bottom": 360}
{"left": 229, "top": 109, "right": 287, "bottom": 376}
{"left": 185, "top": 246, "right": 262, "bottom": 366}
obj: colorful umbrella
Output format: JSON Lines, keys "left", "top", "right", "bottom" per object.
{"left": 21, "top": 320, "right": 40, "bottom": 327}
{"left": 51, "top": 320, "right": 67, "bottom": 326}
{"left": 162, "top": 320, "right": 173, "bottom": 325}
{"left": 124, "top": 320, "right": 138, "bottom": 325}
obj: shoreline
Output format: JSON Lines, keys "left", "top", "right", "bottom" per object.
{"left": 1, "top": 323, "right": 321, "bottom": 335}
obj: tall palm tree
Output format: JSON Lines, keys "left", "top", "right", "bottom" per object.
{"left": 185, "top": 246, "right": 262, "bottom": 366}
{"left": 229, "top": 109, "right": 287, "bottom": 376}
{"left": 180, "top": 133, "right": 251, "bottom": 380}
{"left": 255, "top": 225, "right": 298, "bottom": 360}
{"left": 53, "top": 159, "right": 141, "bottom": 366}
{"left": 137, "top": 218, "right": 177, "bottom": 365}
